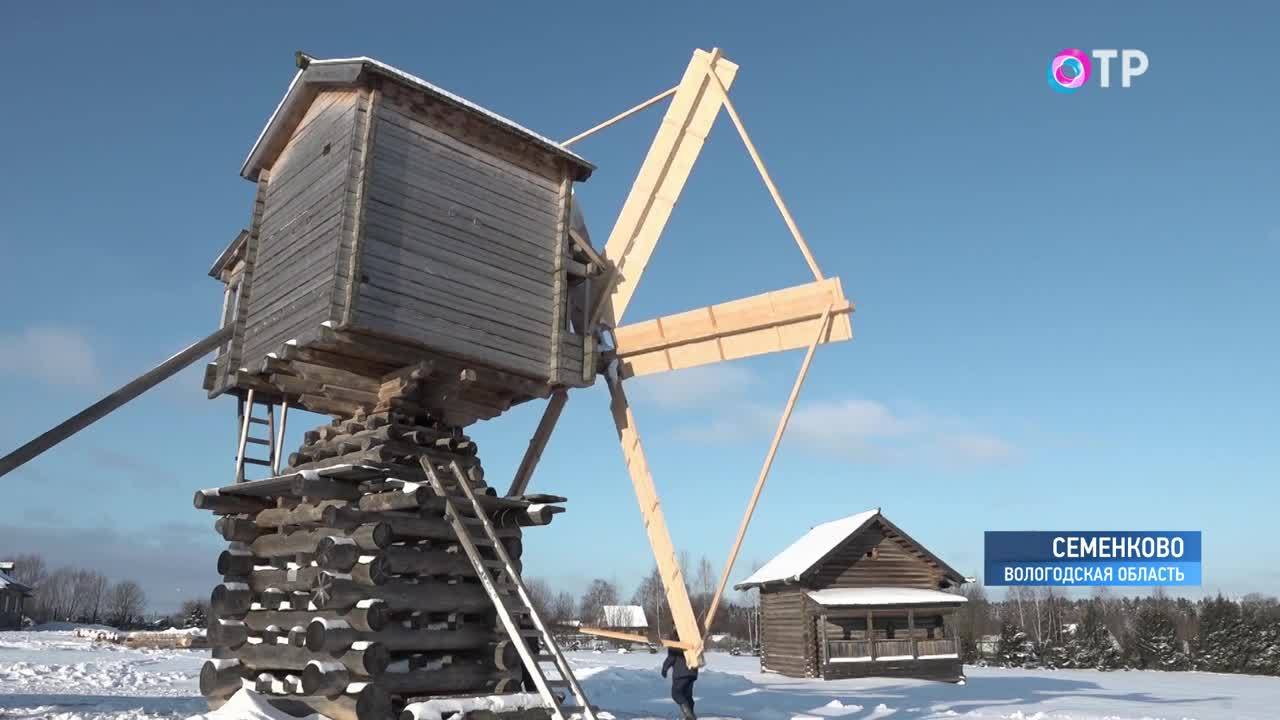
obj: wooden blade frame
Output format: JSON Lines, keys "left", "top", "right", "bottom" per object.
{"left": 591, "top": 48, "right": 739, "bottom": 328}
{"left": 612, "top": 278, "right": 852, "bottom": 379}
{"left": 567, "top": 48, "right": 854, "bottom": 667}
{"left": 606, "top": 376, "right": 706, "bottom": 666}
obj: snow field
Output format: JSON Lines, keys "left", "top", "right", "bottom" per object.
{"left": 2, "top": 630, "right": 1277, "bottom": 720}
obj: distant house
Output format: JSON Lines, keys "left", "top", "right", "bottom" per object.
{"left": 735, "top": 508, "right": 968, "bottom": 683}
{"left": 598, "top": 605, "right": 649, "bottom": 632}
{"left": 0, "top": 561, "right": 33, "bottom": 629}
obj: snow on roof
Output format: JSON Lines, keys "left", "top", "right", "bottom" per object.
{"left": 736, "top": 509, "right": 880, "bottom": 589}
{"left": 0, "top": 568, "right": 31, "bottom": 595}
{"left": 242, "top": 55, "right": 593, "bottom": 181}
{"left": 806, "top": 587, "right": 967, "bottom": 607}
{"left": 600, "top": 605, "right": 649, "bottom": 628}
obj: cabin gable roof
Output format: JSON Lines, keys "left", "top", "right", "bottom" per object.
{"left": 241, "top": 54, "right": 594, "bottom": 183}
{"left": 735, "top": 508, "right": 965, "bottom": 590}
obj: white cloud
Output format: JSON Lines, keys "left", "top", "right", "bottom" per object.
{"left": 673, "top": 395, "right": 1017, "bottom": 468}
{"left": 0, "top": 326, "right": 100, "bottom": 386}
{"left": 629, "top": 363, "right": 756, "bottom": 409}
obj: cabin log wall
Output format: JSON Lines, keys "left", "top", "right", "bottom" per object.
{"left": 759, "top": 588, "right": 815, "bottom": 677}
{"left": 241, "top": 90, "right": 361, "bottom": 371}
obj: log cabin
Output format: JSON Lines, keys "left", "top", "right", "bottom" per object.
{"left": 0, "top": 561, "right": 32, "bottom": 629}
{"left": 735, "top": 508, "right": 968, "bottom": 683}
{"left": 203, "top": 54, "right": 598, "bottom": 427}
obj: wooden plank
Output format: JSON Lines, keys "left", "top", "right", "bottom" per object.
{"left": 614, "top": 278, "right": 853, "bottom": 379}
{"left": 358, "top": 283, "right": 553, "bottom": 357}
{"left": 361, "top": 188, "right": 555, "bottom": 281}
{"left": 360, "top": 209, "right": 554, "bottom": 297}
{"left": 372, "top": 123, "right": 562, "bottom": 228}
{"left": 358, "top": 251, "right": 553, "bottom": 327}
{"left": 354, "top": 305, "right": 550, "bottom": 380}
{"left": 607, "top": 378, "right": 704, "bottom": 667}
{"left": 337, "top": 86, "right": 379, "bottom": 325}
{"left": 377, "top": 97, "right": 562, "bottom": 197}
{"left": 355, "top": 291, "right": 551, "bottom": 366}
{"left": 506, "top": 389, "right": 568, "bottom": 497}
{"left": 359, "top": 228, "right": 553, "bottom": 317}
{"left": 547, "top": 172, "right": 571, "bottom": 380}
{"left": 594, "top": 49, "right": 739, "bottom": 327}
{"left": 578, "top": 627, "right": 692, "bottom": 650}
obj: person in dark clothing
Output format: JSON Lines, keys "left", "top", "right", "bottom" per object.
{"left": 661, "top": 646, "right": 698, "bottom": 720}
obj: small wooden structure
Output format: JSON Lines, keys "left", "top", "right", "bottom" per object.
{"left": 205, "top": 54, "right": 597, "bottom": 426}
{"left": 0, "top": 561, "right": 32, "bottom": 629}
{"left": 736, "top": 509, "right": 967, "bottom": 683}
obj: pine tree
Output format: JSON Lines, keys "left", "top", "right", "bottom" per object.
{"left": 1134, "top": 601, "right": 1189, "bottom": 670}
{"left": 994, "top": 620, "right": 1033, "bottom": 667}
{"left": 1196, "top": 595, "right": 1244, "bottom": 673}
{"left": 1067, "top": 601, "right": 1123, "bottom": 670}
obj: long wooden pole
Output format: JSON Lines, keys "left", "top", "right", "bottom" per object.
{"left": 607, "top": 376, "right": 705, "bottom": 667}
{"left": 506, "top": 389, "right": 569, "bottom": 497}
{"left": 702, "top": 304, "right": 834, "bottom": 633}
{"left": 0, "top": 326, "right": 232, "bottom": 479}
{"left": 560, "top": 86, "right": 678, "bottom": 147}
{"left": 700, "top": 58, "right": 824, "bottom": 282}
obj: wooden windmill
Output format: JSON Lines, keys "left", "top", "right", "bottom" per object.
{"left": 0, "top": 47, "right": 852, "bottom": 717}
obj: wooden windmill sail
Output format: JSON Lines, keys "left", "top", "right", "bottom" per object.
{"left": 527, "top": 48, "right": 855, "bottom": 666}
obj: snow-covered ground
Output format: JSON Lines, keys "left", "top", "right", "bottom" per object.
{"left": 1, "top": 630, "right": 1276, "bottom": 720}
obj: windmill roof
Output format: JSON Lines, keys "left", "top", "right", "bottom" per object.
{"left": 242, "top": 55, "right": 594, "bottom": 182}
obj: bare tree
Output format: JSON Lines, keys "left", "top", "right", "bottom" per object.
{"left": 579, "top": 578, "right": 619, "bottom": 627}
{"left": 106, "top": 581, "right": 147, "bottom": 627}
{"left": 631, "top": 567, "right": 668, "bottom": 638}
{"left": 524, "top": 578, "right": 554, "bottom": 621}
{"left": 549, "top": 591, "right": 576, "bottom": 625}
{"left": 73, "top": 570, "right": 109, "bottom": 624}
{"left": 9, "top": 553, "right": 47, "bottom": 589}
{"left": 37, "top": 567, "right": 79, "bottom": 621}
{"left": 692, "top": 556, "right": 716, "bottom": 622}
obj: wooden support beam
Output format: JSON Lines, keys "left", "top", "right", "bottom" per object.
{"left": 614, "top": 278, "right": 852, "bottom": 378}
{"left": 700, "top": 54, "right": 823, "bottom": 282}
{"left": 0, "top": 326, "right": 231, "bottom": 479}
{"left": 578, "top": 626, "right": 693, "bottom": 650}
{"left": 561, "top": 86, "right": 679, "bottom": 147}
{"left": 607, "top": 377, "right": 704, "bottom": 667}
{"left": 592, "top": 49, "right": 739, "bottom": 328}
{"left": 701, "top": 304, "right": 834, "bottom": 634}
{"left": 506, "top": 389, "right": 569, "bottom": 497}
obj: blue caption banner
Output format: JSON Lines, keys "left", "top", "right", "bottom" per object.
{"left": 985, "top": 531, "right": 1201, "bottom": 587}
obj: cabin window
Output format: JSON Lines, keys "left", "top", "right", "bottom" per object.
{"left": 864, "top": 547, "right": 880, "bottom": 560}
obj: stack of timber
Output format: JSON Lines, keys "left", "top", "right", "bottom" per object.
{"left": 194, "top": 413, "right": 567, "bottom": 720}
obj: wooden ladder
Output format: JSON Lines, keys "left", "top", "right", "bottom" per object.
{"left": 234, "top": 389, "right": 286, "bottom": 483}
{"left": 420, "top": 457, "right": 597, "bottom": 720}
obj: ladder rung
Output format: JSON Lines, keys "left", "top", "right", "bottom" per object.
{"left": 535, "top": 653, "right": 555, "bottom": 661}
{"left": 241, "top": 458, "right": 272, "bottom": 467}
{"left": 244, "top": 437, "right": 271, "bottom": 446}
{"left": 519, "top": 629, "right": 541, "bottom": 637}
{"left": 248, "top": 417, "right": 270, "bottom": 425}
{"left": 469, "top": 537, "right": 494, "bottom": 547}
{"left": 481, "top": 559, "right": 505, "bottom": 569}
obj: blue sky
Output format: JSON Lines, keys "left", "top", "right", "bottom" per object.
{"left": 1, "top": 3, "right": 1276, "bottom": 612}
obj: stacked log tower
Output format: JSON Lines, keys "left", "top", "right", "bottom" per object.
{"left": 193, "top": 370, "right": 567, "bottom": 720}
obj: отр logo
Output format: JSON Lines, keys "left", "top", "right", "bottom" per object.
{"left": 1048, "top": 49, "right": 1091, "bottom": 93}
